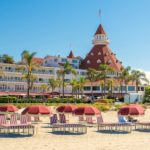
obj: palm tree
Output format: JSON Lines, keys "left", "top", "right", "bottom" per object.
{"left": 107, "top": 79, "right": 114, "bottom": 97}
{"left": 118, "top": 66, "right": 131, "bottom": 95}
{"left": 78, "top": 77, "right": 86, "bottom": 97}
{"left": 70, "top": 79, "right": 78, "bottom": 97}
{"left": 131, "top": 70, "right": 149, "bottom": 93}
{"left": 41, "top": 84, "right": 48, "bottom": 100}
{"left": 98, "top": 64, "right": 114, "bottom": 98}
{"left": 56, "top": 70, "right": 63, "bottom": 97}
{"left": 57, "top": 61, "right": 76, "bottom": 97}
{"left": 21, "top": 50, "right": 37, "bottom": 99}
{"left": 48, "top": 78, "right": 58, "bottom": 98}
{"left": 86, "top": 68, "right": 98, "bottom": 98}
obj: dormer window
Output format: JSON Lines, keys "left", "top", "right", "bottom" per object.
{"left": 98, "top": 52, "right": 101, "bottom": 55}
{"left": 97, "top": 59, "right": 101, "bottom": 63}
{"left": 87, "top": 60, "right": 90, "bottom": 64}
{"left": 108, "top": 59, "right": 112, "bottom": 64}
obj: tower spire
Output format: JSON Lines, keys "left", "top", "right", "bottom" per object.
{"left": 99, "top": 9, "right": 102, "bottom": 24}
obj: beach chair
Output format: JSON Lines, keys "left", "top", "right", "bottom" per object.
{"left": 18, "top": 115, "right": 35, "bottom": 134}
{"left": 0, "top": 115, "right": 8, "bottom": 133}
{"left": 85, "top": 116, "right": 96, "bottom": 126}
{"left": 51, "top": 123, "right": 87, "bottom": 134}
{"left": 135, "top": 121, "right": 150, "bottom": 130}
{"left": 51, "top": 114, "right": 87, "bottom": 134}
{"left": 50, "top": 114, "right": 58, "bottom": 125}
{"left": 0, "top": 115, "right": 7, "bottom": 125}
{"left": 59, "top": 114, "right": 66, "bottom": 124}
{"left": 97, "top": 115, "right": 132, "bottom": 133}
{"left": 27, "top": 115, "right": 32, "bottom": 123}
{"left": 10, "top": 114, "right": 17, "bottom": 125}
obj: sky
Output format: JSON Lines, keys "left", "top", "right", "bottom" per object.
{"left": 0, "top": 0, "right": 150, "bottom": 72}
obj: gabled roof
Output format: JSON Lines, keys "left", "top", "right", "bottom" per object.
{"left": 95, "top": 24, "right": 106, "bottom": 35}
{"left": 32, "top": 57, "right": 44, "bottom": 65}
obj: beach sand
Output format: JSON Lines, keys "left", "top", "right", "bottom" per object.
{"left": 1, "top": 108, "right": 150, "bottom": 150}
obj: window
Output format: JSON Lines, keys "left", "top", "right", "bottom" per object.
{"left": 87, "top": 60, "right": 90, "bottom": 64}
{"left": 114, "top": 86, "right": 119, "bottom": 91}
{"left": 92, "top": 86, "right": 100, "bottom": 91}
{"left": 98, "top": 52, "right": 101, "bottom": 55}
{"left": 128, "top": 86, "right": 135, "bottom": 91}
{"left": 84, "top": 86, "right": 91, "bottom": 91}
{"left": 54, "top": 58, "right": 58, "bottom": 62}
{"left": 108, "top": 59, "right": 112, "bottom": 64}
{"left": 62, "top": 58, "right": 67, "bottom": 62}
{"left": 97, "top": 59, "right": 101, "bottom": 63}
{"left": 72, "top": 59, "right": 78, "bottom": 63}
{"left": 80, "top": 72, "right": 86, "bottom": 76}
{"left": 91, "top": 53, "right": 94, "bottom": 56}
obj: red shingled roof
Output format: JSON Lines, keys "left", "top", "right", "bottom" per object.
{"left": 95, "top": 24, "right": 106, "bottom": 35}
{"left": 33, "top": 57, "right": 44, "bottom": 65}
{"left": 80, "top": 45, "right": 122, "bottom": 72}
{"left": 68, "top": 50, "right": 74, "bottom": 58}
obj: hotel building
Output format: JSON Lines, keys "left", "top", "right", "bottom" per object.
{"left": 0, "top": 24, "right": 145, "bottom": 97}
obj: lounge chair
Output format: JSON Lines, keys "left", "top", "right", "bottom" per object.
{"left": 51, "top": 114, "right": 87, "bottom": 134}
{"left": 0, "top": 114, "right": 35, "bottom": 135}
{"left": 97, "top": 115, "right": 132, "bottom": 133}
{"left": 85, "top": 116, "right": 97, "bottom": 126}
{"left": 135, "top": 121, "right": 150, "bottom": 130}
{"left": 59, "top": 114, "right": 67, "bottom": 123}
{"left": 50, "top": 114, "right": 58, "bottom": 126}
{"left": 78, "top": 116, "right": 85, "bottom": 123}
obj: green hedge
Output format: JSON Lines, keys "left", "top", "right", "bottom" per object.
{"left": 0, "top": 96, "right": 85, "bottom": 104}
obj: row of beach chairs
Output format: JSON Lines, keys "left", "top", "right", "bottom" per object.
{"left": 50, "top": 114, "right": 150, "bottom": 133}
{"left": 0, "top": 114, "right": 35, "bottom": 135}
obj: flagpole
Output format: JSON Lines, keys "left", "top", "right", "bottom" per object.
{"left": 99, "top": 9, "right": 102, "bottom": 24}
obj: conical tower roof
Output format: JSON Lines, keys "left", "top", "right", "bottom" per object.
{"left": 68, "top": 50, "right": 74, "bottom": 58}
{"left": 95, "top": 24, "right": 106, "bottom": 35}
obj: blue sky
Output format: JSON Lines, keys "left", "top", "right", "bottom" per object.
{"left": 0, "top": 0, "right": 150, "bottom": 70}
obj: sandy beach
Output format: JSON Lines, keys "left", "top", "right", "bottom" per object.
{"left": 1, "top": 108, "right": 150, "bottom": 150}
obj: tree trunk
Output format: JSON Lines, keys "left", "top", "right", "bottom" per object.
{"left": 52, "top": 88, "right": 54, "bottom": 98}
{"left": 111, "top": 82, "right": 113, "bottom": 97}
{"left": 104, "top": 78, "right": 106, "bottom": 98}
{"left": 91, "top": 81, "right": 93, "bottom": 98}
{"left": 136, "top": 82, "right": 138, "bottom": 93}
{"left": 27, "top": 78, "right": 30, "bottom": 100}
{"left": 72, "top": 85, "right": 74, "bottom": 97}
{"left": 62, "top": 75, "right": 65, "bottom": 98}
{"left": 125, "top": 84, "right": 128, "bottom": 94}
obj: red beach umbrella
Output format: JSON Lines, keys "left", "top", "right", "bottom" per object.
{"left": 22, "top": 105, "right": 51, "bottom": 115}
{"left": 0, "top": 105, "right": 18, "bottom": 113}
{"left": 56, "top": 104, "right": 78, "bottom": 113}
{"left": 118, "top": 104, "right": 145, "bottom": 116}
{"left": 73, "top": 106, "right": 101, "bottom": 116}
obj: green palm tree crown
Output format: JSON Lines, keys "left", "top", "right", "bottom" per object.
{"left": 131, "top": 70, "right": 149, "bottom": 92}
{"left": 86, "top": 68, "right": 98, "bottom": 82}
{"left": 48, "top": 78, "right": 58, "bottom": 91}
{"left": 57, "top": 61, "right": 77, "bottom": 97}
{"left": 21, "top": 50, "right": 37, "bottom": 98}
